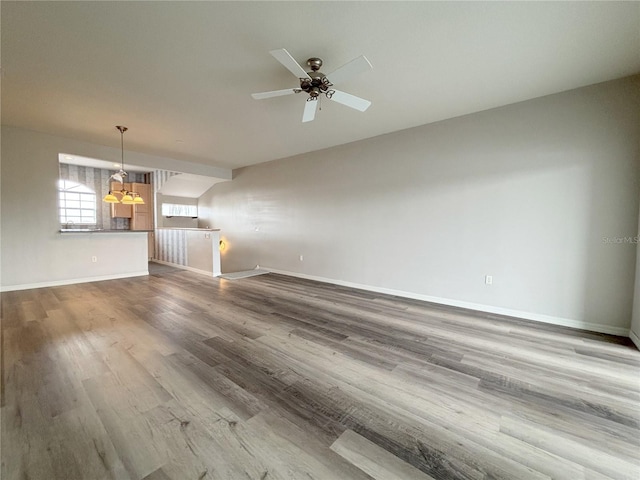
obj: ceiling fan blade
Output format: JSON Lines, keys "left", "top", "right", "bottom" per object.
{"left": 270, "top": 49, "right": 311, "bottom": 79}
{"left": 302, "top": 99, "right": 318, "bottom": 123}
{"left": 328, "top": 90, "right": 371, "bottom": 112}
{"left": 251, "top": 88, "right": 297, "bottom": 100}
{"left": 325, "top": 55, "right": 372, "bottom": 85}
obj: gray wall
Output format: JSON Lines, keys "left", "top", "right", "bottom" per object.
{"left": 199, "top": 76, "right": 640, "bottom": 335}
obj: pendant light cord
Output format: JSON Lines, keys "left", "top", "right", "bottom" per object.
{"left": 120, "top": 128, "right": 124, "bottom": 186}
{"left": 116, "top": 125, "right": 128, "bottom": 187}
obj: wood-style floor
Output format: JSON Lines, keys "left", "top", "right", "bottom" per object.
{"left": 2, "top": 268, "right": 639, "bottom": 480}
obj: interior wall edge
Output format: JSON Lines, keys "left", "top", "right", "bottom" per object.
{"left": 2, "top": 124, "right": 232, "bottom": 180}
{"left": 629, "top": 195, "right": 640, "bottom": 350}
{"left": 0, "top": 270, "right": 149, "bottom": 293}
{"left": 263, "top": 267, "right": 631, "bottom": 337}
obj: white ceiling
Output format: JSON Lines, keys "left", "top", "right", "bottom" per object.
{"left": 2, "top": 2, "right": 639, "bottom": 170}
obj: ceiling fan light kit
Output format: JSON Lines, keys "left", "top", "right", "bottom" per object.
{"left": 251, "top": 48, "right": 372, "bottom": 123}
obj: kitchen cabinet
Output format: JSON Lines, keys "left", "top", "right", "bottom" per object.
{"left": 110, "top": 182, "right": 132, "bottom": 218}
{"left": 131, "top": 183, "right": 153, "bottom": 231}
{"left": 109, "top": 182, "right": 154, "bottom": 230}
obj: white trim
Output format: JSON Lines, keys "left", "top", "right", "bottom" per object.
{"left": 210, "top": 231, "right": 222, "bottom": 277}
{"left": 262, "top": 267, "right": 630, "bottom": 337}
{"left": 0, "top": 271, "right": 149, "bottom": 292}
{"left": 150, "top": 259, "right": 217, "bottom": 277}
{"left": 630, "top": 329, "right": 640, "bottom": 350}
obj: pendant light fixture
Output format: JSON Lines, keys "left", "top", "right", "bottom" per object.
{"left": 102, "top": 126, "right": 145, "bottom": 205}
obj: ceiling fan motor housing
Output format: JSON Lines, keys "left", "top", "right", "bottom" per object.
{"left": 299, "top": 57, "right": 333, "bottom": 99}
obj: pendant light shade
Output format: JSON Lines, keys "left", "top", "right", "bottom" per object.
{"left": 103, "top": 193, "right": 119, "bottom": 203}
{"left": 102, "top": 126, "right": 145, "bottom": 205}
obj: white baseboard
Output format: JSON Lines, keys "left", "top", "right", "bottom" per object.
{"left": 262, "top": 267, "right": 630, "bottom": 337}
{"left": 151, "top": 260, "right": 217, "bottom": 277}
{"left": 629, "top": 329, "right": 640, "bottom": 350}
{"left": 0, "top": 271, "right": 149, "bottom": 292}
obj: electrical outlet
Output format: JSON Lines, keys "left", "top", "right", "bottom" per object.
{"left": 299, "top": 255, "right": 304, "bottom": 262}
{"left": 91, "top": 256, "right": 98, "bottom": 263}
{"left": 485, "top": 275, "right": 493, "bottom": 285}
{"left": 204, "top": 232, "right": 210, "bottom": 239}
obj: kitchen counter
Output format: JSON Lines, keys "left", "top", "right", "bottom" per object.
{"left": 59, "top": 229, "right": 152, "bottom": 234}
{"left": 156, "top": 227, "right": 220, "bottom": 231}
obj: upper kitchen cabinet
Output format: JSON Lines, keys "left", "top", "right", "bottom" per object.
{"left": 131, "top": 182, "right": 153, "bottom": 231}
{"left": 110, "top": 182, "right": 132, "bottom": 218}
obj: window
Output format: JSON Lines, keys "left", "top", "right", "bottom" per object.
{"left": 58, "top": 179, "right": 97, "bottom": 225}
{"left": 161, "top": 203, "right": 198, "bottom": 218}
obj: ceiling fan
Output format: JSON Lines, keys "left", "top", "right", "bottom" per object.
{"left": 251, "top": 48, "right": 373, "bottom": 123}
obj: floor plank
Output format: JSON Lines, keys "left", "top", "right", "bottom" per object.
{"left": 331, "top": 429, "right": 436, "bottom": 480}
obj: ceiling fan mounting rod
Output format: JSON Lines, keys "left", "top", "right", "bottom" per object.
{"left": 306, "top": 57, "right": 323, "bottom": 71}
